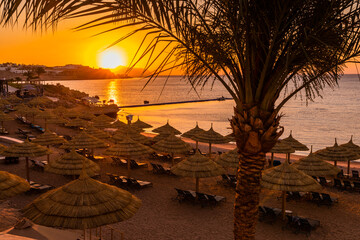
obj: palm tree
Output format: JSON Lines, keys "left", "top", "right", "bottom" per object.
{"left": 2, "top": 1, "right": 360, "bottom": 239}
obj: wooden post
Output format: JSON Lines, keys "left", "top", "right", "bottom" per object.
{"left": 282, "top": 191, "right": 286, "bottom": 220}
{"left": 171, "top": 152, "right": 174, "bottom": 166}
{"left": 334, "top": 160, "right": 337, "bottom": 166}
{"left": 271, "top": 153, "right": 274, "bottom": 167}
{"left": 209, "top": 143, "right": 212, "bottom": 158}
{"left": 196, "top": 177, "right": 199, "bottom": 193}
{"left": 26, "top": 157, "right": 30, "bottom": 181}
{"left": 347, "top": 160, "right": 350, "bottom": 175}
{"left": 47, "top": 145, "right": 50, "bottom": 164}
{"left": 195, "top": 141, "right": 198, "bottom": 151}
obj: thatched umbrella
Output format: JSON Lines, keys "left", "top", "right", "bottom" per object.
{"left": 35, "top": 110, "right": 56, "bottom": 129}
{"left": 281, "top": 131, "right": 309, "bottom": 151}
{"left": 215, "top": 148, "right": 239, "bottom": 168}
{"left": 45, "top": 149, "right": 100, "bottom": 177}
{"left": 61, "top": 131, "right": 108, "bottom": 151}
{"left": 64, "top": 110, "right": 81, "bottom": 119}
{"left": 224, "top": 133, "right": 236, "bottom": 142}
{"left": 191, "top": 125, "right": 229, "bottom": 158}
{"left": 92, "top": 121, "right": 113, "bottom": 129}
{"left": 0, "top": 111, "right": 13, "bottom": 130}
{"left": 292, "top": 146, "right": 340, "bottom": 177}
{"left": 152, "top": 132, "right": 172, "bottom": 142}
{"left": 93, "top": 114, "right": 115, "bottom": 123}
{"left": 0, "top": 171, "right": 30, "bottom": 200}
{"left": 104, "top": 135, "right": 153, "bottom": 173}
{"left": 22, "top": 169, "right": 141, "bottom": 231}
{"left": 171, "top": 152, "right": 225, "bottom": 192}
{"left": 78, "top": 111, "right": 95, "bottom": 121}
{"left": 27, "top": 107, "right": 42, "bottom": 122}
{"left": 31, "top": 131, "right": 67, "bottom": 164}
{"left": 27, "top": 97, "right": 53, "bottom": 108}
{"left": 261, "top": 161, "right": 321, "bottom": 220}
{"left": 315, "top": 138, "right": 359, "bottom": 174}
{"left": 84, "top": 125, "right": 111, "bottom": 139}
{"left": 65, "top": 117, "right": 88, "bottom": 129}
{"left": 112, "top": 126, "right": 149, "bottom": 144}
{"left": 152, "top": 134, "right": 192, "bottom": 165}
{"left": 269, "top": 141, "right": 295, "bottom": 166}
{"left": 112, "top": 120, "right": 128, "bottom": 129}
{"left": 152, "top": 120, "right": 181, "bottom": 135}
{"left": 6, "top": 94, "right": 22, "bottom": 103}
{"left": 53, "top": 106, "right": 68, "bottom": 117}
{"left": 181, "top": 122, "right": 206, "bottom": 150}
{"left": 0, "top": 98, "right": 11, "bottom": 106}
{"left": 1, "top": 140, "right": 51, "bottom": 181}
{"left": 15, "top": 104, "right": 32, "bottom": 118}
{"left": 340, "top": 135, "right": 360, "bottom": 155}
{"left": 131, "top": 116, "right": 152, "bottom": 129}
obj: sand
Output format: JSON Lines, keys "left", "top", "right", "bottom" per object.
{"left": 1, "top": 112, "right": 360, "bottom": 240}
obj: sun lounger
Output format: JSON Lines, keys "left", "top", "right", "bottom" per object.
{"left": 343, "top": 180, "right": 354, "bottom": 192}
{"left": 318, "top": 176, "right": 331, "bottom": 186}
{"left": 129, "top": 159, "right": 147, "bottom": 169}
{"left": 151, "top": 163, "right": 172, "bottom": 175}
{"left": 285, "top": 215, "right": 320, "bottom": 236}
{"left": 221, "top": 174, "right": 236, "bottom": 188}
{"left": 30, "top": 159, "right": 46, "bottom": 172}
{"left": 286, "top": 191, "right": 305, "bottom": 201}
{"left": 258, "top": 206, "right": 280, "bottom": 224}
{"left": 333, "top": 179, "right": 344, "bottom": 190}
{"left": 352, "top": 170, "right": 360, "bottom": 181}
{"left": 3, "top": 156, "right": 19, "bottom": 164}
{"left": 125, "top": 177, "right": 153, "bottom": 189}
{"left": 27, "top": 181, "right": 54, "bottom": 194}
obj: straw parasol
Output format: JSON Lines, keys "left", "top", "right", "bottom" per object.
{"left": 15, "top": 104, "right": 32, "bottom": 117}
{"left": 93, "top": 114, "right": 115, "bottom": 123}
{"left": 131, "top": 116, "right": 152, "bottom": 129}
{"left": 0, "top": 98, "right": 11, "bottom": 106}
{"left": 26, "top": 107, "right": 42, "bottom": 122}
{"left": 92, "top": 121, "right": 113, "bottom": 129}
{"left": 22, "top": 169, "right": 141, "bottom": 230}
{"left": 281, "top": 131, "right": 309, "bottom": 151}
{"left": 84, "top": 125, "right": 111, "bottom": 139}
{"left": 152, "top": 120, "right": 181, "bottom": 135}
{"left": 61, "top": 131, "right": 108, "bottom": 150}
{"left": 191, "top": 124, "right": 229, "bottom": 158}
{"left": 292, "top": 146, "right": 340, "bottom": 177}
{"left": 269, "top": 141, "right": 295, "bottom": 166}
{"left": 6, "top": 94, "right": 22, "bottom": 103}
{"left": 224, "top": 133, "right": 236, "bottom": 142}
{"left": 315, "top": 138, "right": 359, "bottom": 174}
{"left": 65, "top": 117, "right": 88, "bottom": 129}
{"left": 181, "top": 122, "right": 206, "bottom": 150}
{"left": 0, "top": 111, "right": 13, "bottom": 130}
{"left": 340, "top": 135, "right": 360, "bottom": 155}
{"left": 27, "top": 97, "right": 53, "bottom": 108}
{"left": 78, "top": 111, "right": 95, "bottom": 121}
{"left": 31, "top": 131, "right": 67, "bottom": 164}
{"left": 64, "top": 110, "right": 80, "bottom": 119}
{"left": 45, "top": 149, "right": 100, "bottom": 177}
{"left": 1, "top": 140, "right": 51, "bottom": 181}
{"left": 112, "top": 120, "right": 128, "bottom": 129}
{"left": 261, "top": 161, "right": 321, "bottom": 220}
{"left": 171, "top": 152, "right": 225, "bottom": 192}
{"left": 215, "top": 148, "right": 239, "bottom": 168}
{"left": 35, "top": 110, "right": 56, "bottom": 129}
{"left": 105, "top": 135, "right": 153, "bottom": 173}
{"left": 152, "top": 132, "right": 172, "bottom": 142}
{"left": 53, "top": 106, "right": 68, "bottom": 117}
{"left": 112, "top": 126, "right": 149, "bottom": 144}
{"left": 152, "top": 134, "right": 192, "bottom": 165}
{"left": 0, "top": 171, "right": 30, "bottom": 200}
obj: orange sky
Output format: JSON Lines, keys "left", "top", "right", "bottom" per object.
{"left": 0, "top": 20, "right": 359, "bottom": 74}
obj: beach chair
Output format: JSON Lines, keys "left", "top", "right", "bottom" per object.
{"left": 195, "top": 192, "right": 209, "bottom": 207}
{"left": 3, "top": 156, "right": 19, "bottom": 164}
{"left": 182, "top": 190, "right": 196, "bottom": 203}
{"left": 285, "top": 215, "right": 320, "bottom": 236}
{"left": 318, "top": 176, "right": 330, "bottom": 186}
{"left": 343, "top": 180, "right": 353, "bottom": 192}
{"left": 206, "top": 194, "right": 226, "bottom": 206}
{"left": 353, "top": 181, "right": 360, "bottom": 193}
{"left": 352, "top": 170, "right": 360, "bottom": 181}
{"left": 221, "top": 174, "right": 236, "bottom": 188}
{"left": 286, "top": 191, "right": 304, "bottom": 201}
{"left": 30, "top": 159, "right": 45, "bottom": 172}
{"left": 175, "top": 188, "right": 187, "bottom": 202}
{"left": 320, "top": 193, "right": 338, "bottom": 206}
{"left": 333, "top": 179, "right": 344, "bottom": 190}
{"left": 337, "top": 169, "right": 345, "bottom": 179}
{"left": 27, "top": 181, "right": 54, "bottom": 194}
{"left": 129, "top": 159, "right": 147, "bottom": 169}
{"left": 258, "top": 206, "right": 279, "bottom": 224}
{"left": 125, "top": 177, "right": 152, "bottom": 189}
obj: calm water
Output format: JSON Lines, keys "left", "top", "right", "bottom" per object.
{"left": 48, "top": 75, "right": 360, "bottom": 155}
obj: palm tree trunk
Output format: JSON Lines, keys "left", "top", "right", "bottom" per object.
{"left": 231, "top": 106, "right": 282, "bottom": 240}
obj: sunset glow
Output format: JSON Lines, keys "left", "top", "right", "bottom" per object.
{"left": 98, "top": 49, "right": 126, "bottom": 69}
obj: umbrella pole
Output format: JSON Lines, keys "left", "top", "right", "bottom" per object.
{"left": 26, "top": 157, "right": 30, "bottom": 181}
{"left": 282, "top": 191, "right": 286, "bottom": 220}
{"left": 271, "top": 153, "right": 274, "bottom": 167}
{"left": 334, "top": 160, "right": 337, "bottom": 166}
{"left": 47, "top": 145, "right": 50, "bottom": 164}
{"left": 195, "top": 141, "right": 198, "bottom": 151}
{"left": 287, "top": 153, "right": 291, "bottom": 164}
{"left": 196, "top": 177, "right": 199, "bottom": 193}
{"left": 171, "top": 152, "right": 174, "bottom": 166}
{"left": 348, "top": 160, "right": 350, "bottom": 175}
{"left": 209, "top": 143, "right": 212, "bottom": 158}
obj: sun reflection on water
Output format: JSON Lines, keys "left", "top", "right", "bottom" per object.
{"left": 107, "top": 80, "right": 118, "bottom": 105}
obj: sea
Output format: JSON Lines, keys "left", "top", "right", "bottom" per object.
{"left": 48, "top": 74, "right": 360, "bottom": 155}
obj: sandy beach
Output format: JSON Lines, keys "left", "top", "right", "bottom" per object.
{"left": 0, "top": 108, "right": 359, "bottom": 240}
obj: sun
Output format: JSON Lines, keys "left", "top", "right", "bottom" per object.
{"left": 98, "top": 49, "right": 126, "bottom": 69}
